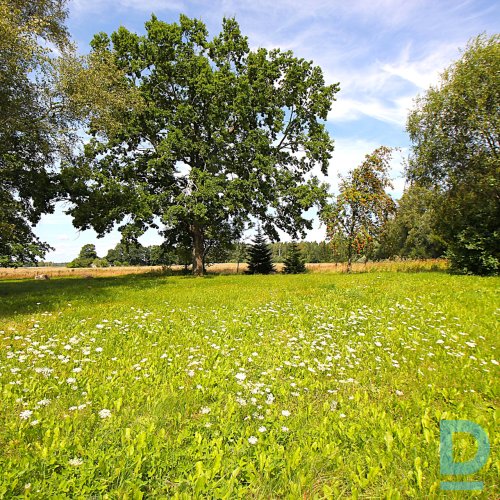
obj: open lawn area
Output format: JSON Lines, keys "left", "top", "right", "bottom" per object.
{"left": 0, "top": 272, "right": 498, "bottom": 498}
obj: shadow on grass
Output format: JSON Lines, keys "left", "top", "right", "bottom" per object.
{"left": 0, "top": 272, "right": 174, "bottom": 320}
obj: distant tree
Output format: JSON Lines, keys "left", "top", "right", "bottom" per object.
{"left": 79, "top": 244, "right": 98, "bottom": 260}
{"left": 301, "top": 241, "right": 321, "bottom": 263}
{"left": 283, "top": 242, "right": 306, "bottom": 273}
{"left": 327, "top": 234, "right": 349, "bottom": 263}
{"left": 376, "top": 184, "right": 445, "bottom": 260}
{"left": 105, "top": 244, "right": 126, "bottom": 266}
{"left": 230, "top": 241, "right": 248, "bottom": 273}
{"left": 105, "top": 241, "right": 150, "bottom": 266}
{"left": 67, "top": 243, "right": 98, "bottom": 268}
{"left": 317, "top": 240, "right": 335, "bottom": 262}
{"left": 246, "top": 228, "right": 275, "bottom": 275}
{"left": 322, "top": 147, "right": 396, "bottom": 272}
{"left": 406, "top": 34, "right": 499, "bottom": 275}
{"left": 271, "top": 242, "right": 286, "bottom": 263}
{"left": 62, "top": 15, "right": 337, "bottom": 276}
{"left": 92, "top": 257, "right": 109, "bottom": 268}
{"left": 149, "top": 244, "right": 174, "bottom": 267}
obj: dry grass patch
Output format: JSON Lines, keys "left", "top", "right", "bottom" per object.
{"left": 0, "top": 259, "right": 448, "bottom": 281}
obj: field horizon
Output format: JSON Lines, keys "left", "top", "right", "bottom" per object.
{"left": 0, "top": 258, "right": 448, "bottom": 281}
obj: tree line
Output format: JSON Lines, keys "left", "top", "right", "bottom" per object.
{"left": 1, "top": 0, "right": 498, "bottom": 275}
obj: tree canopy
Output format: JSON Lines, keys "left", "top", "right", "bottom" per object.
{"left": 0, "top": 0, "right": 69, "bottom": 266}
{"left": 322, "top": 147, "right": 396, "bottom": 272}
{"left": 63, "top": 15, "right": 338, "bottom": 275}
{"left": 406, "top": 34, "right": 499, "bottom": 275}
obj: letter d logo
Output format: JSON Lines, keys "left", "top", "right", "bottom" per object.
{"left": 440, "top": 420, "right": 490, "bottom": 490}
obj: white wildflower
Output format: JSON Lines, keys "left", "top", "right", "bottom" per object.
{"left": 248, "top": 436, "right": 258, "bottom": 445}
{"left": 98, "top": 408, "right": 112, "bottom": 419}
{"left": 20, "top": 410, "right": 33, "bottom": 420}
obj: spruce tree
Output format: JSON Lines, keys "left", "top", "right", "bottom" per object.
{"left": 246, "top": 228, "right": 275, "bottom": 274}
{"left": 283, "top": 242, "right": 306, "bottom": 274}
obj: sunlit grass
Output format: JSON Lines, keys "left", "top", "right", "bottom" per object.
{"left": 0, "top": 272, "right": 498, "bottom": 498}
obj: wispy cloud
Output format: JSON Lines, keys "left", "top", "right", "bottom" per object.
{"left": 329, "top": 138, "right": 407, "bottom": 190}
{"left": 381, "top": 42, "right": 461, "bottom": 90}
{"left": 329, "top": 95, "right": 413, "bottom": 126}
{"left": 325, "top": 40, "right": 463, "bottom": 127}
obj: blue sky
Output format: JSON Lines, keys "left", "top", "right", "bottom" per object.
{"left": 36, "top": 0, "right": 499, "bottom": 262}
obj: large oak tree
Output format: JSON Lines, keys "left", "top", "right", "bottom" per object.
{"left": 63, "top": 15, "right": 338, "bottom": 275}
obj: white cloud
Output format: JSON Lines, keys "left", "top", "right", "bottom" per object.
{"left": 328, "top": 95, "right": 412, "bottom": 126}
{"left": 381, "top": 42, "right": 461, "bottom": 90}
{"left": 325, "top": 40, "right": 462, "bottom": 127}
{"left": 329, "top": 137, "right": 379, "bottom": 178}
{"left": 329, "top": 138, "right": 406, "bottom": 195}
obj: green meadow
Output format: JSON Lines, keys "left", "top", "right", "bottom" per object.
{"left": 0, "top": 272, "right": 498, "bottom": 498}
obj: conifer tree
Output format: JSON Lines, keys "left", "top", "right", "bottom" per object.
{"left": 246, "top": 228, "right": 275, "bottom": 274}
{"left": 283, "top": 242, "right": 306, "bottom": 274}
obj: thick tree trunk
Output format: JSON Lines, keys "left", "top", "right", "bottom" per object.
{"left": 191, "top": 224, "right": 204, "bottom": 276}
